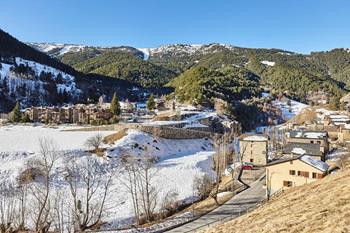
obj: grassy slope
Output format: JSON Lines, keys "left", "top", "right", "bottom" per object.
{"left": 202, "top": 168, "right": 350, "bottom": 233}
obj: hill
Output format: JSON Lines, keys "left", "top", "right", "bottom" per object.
{"left": 71, "top": 51, "right": 177, "bottom": 88}
{"left": 201, "top": 167, "right": 350, "bottom": 233}
{"left": 31, "top": 42, "right": 349, "bottom": 103}
{"left": 0, "top": 29, "right": 142, "bottom": 111}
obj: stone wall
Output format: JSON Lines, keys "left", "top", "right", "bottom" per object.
{"left": 64, "top": 123, "right": 216, "bottom": 139}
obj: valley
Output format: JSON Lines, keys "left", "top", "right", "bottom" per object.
{"left": 0, "top": 10, "right": 350, "bottom": 232}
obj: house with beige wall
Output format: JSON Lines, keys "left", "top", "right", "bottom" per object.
{"left": 240, "top": 134, "right": 268, "bottom": 166}
{"left": 266, "top": 155, "right": 329, "bottom": 197}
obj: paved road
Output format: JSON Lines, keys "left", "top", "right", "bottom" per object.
{"left": 166, "top": 176, "right": 266, "bottom": 233}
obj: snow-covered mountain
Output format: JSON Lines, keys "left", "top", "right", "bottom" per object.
{"left": 0, "top": 57, "right": 81, "bottom": 108}
{"left": 28, "top": 42, "right": 85, "bottom": 56}
{"left": 28, "top": 42, "right": 147, "bottom": 60}
{"left": 28, "top": 42, "right": 238, "bottom": 61}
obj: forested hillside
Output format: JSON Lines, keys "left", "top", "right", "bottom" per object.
{"left": 71, "top": 51, "right": 177, "bottom": 88}
{"left": 45, "top": 43, "right": 349, "bottom": 103}
{"left": 0, "top": 29, "right": 144, "bottom": 111}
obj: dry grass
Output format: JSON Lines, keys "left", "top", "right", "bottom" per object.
{"left": 184, "top": 192, "right": 234, "bottom": 217}
{"left": 103, "top": 128, "right": 128, "bottom": 144}
{"left": 289, "top": 108, "right": 317, "bottom": 125}
{"left": 153, "top": 111, "right": 179, "bottom": 121}
{"left": 201, "top": 168, "right": 350, "bottom": 233}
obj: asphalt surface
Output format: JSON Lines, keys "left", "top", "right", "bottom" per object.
{"left": 166, "top": 175, "right": 266, "bottom": 233}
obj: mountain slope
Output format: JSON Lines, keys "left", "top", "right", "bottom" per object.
{"left": 202, "top": 168, "right": 350, "bottom": 233}
{"left": 0, "top": 29, "right": 142, "bottom": 112}
{"left": 71, "top": 51, "right": 177, "bottom": 88}
{"left": 29, "top": 42, "right": 350, "bottom": 103}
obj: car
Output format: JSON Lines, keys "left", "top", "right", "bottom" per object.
{"left": 242, "top": 162, "right": 254, "bottom": 170}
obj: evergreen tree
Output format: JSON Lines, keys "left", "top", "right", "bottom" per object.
{"left": 11, "top": 102, "right": 21, "bottom": 122}
{"left": 110, "top": 92, "right": 121, "bottom": 116}
{"left": 147, "top": 94, "right": 156, "bottom": 110}
{"left": 21, "top": 113, "right": 30, "bottom": 123}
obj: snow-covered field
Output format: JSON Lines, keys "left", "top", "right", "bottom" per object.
{"left": 272, "top": 99, "right": 308, "bottom": 120}
{"left": 0, "top": 125, "right": 215, "bottom": 230}
{"left": 0, "top": 124, "right": 113, "bottom": 152}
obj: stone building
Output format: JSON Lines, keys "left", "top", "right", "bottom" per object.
{"left": 282, "top": 142, "right": 325, "bottom": 161}
{"left": 25, "top": 104, "right": 113, "bottom": 125}
{"left": 285, "top": 130, "right": 329, "bottom": 155}
{"left": 240, "top": 134, "right": 269, "bottom": 166}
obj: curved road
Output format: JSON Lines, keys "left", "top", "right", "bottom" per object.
{"left": 166, "top": 175, "right": 266, "bottom": 233}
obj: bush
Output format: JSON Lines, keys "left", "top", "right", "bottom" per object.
{"left": 193, "top": 174, "right": 214, "bottom": 200}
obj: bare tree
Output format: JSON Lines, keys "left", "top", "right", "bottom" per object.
{"left": 136, "top": 155, "right": 158, "bottom": 223}
{"left": 119, "top": 154, "right": 141, "bottom": 225}
{"left": 65, "top": 156, "right": 113, "bottom": 231}
{"left": 160, "top": 189, "right": 179, "bottom": 218}
{"left": 119, "top": 152, "right": 159, "bottom": 224}
{"left": 0, "top": 184, "right": 27, "bottom": 233}
{"left": 85, "top": 134, "right": 104, "bottom": 152}
{"left": 211, "top": 132, "right": 234, "bottom": 205}
{"left": 338, "top": 153, "right": 350, "bottom": 169}
{"left": 27, "top": 138, "right": 60, "bottom": 233}
{"left": 193, "top": 174, "right": 214, "bottom": 200}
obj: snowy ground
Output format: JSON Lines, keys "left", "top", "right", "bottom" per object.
{"left": 272, "top": 99, "right": 308, "bottom": 121}
{"left": 0, "top": 124, "right": 114, "bottom": 152}
{"left": 0, "top": 125, "right": 215, "bottom": 230}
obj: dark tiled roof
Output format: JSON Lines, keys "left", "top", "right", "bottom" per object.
{"left": 283, "top": 143, "right": 323, "bottom": 156}
{"left": 289, "top": 130, "right": 327, "bottom": 139}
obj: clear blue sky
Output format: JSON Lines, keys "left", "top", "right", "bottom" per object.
{"left": 1, "top": 0, "right": 349, "bottom": 53}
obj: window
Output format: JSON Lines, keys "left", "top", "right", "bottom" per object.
{"left": 310, "top": 140, "right": 314, "bottom": 143}
{"left": 250, "top": 159, "right": 254, "bottom": 163}
{"left": 289, "top": 170, "right": 296, "bottom": 175}
{"left": 298, "top": 171, "right": 309, "bottom": 178}
{"left": 313, "top": 173, "right": 323, "bottom": 179}
{"left": 283, "top": 181, "right": 293, "bottom": 187}
{"left": 290, "top": 160, "right": 293, "bottom": 165}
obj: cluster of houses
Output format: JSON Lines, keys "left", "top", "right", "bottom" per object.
{"left": 239, "top": 124, "right": 335, "bottom": 198}
{"left": 24, "top": 104, "right": 114, "bottom": 124}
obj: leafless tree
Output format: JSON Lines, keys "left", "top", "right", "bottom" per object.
{"left": 65, "top": 156, "right": 113, "bottom": 231}
{"left": 0, "top": 184, "right": 27, "bottom": 233}
{"left": 136, "top": 155, "right": 158, "bottom": 222}
{"left": 85, "top": 134, "right": 104, "bottom": 151}
{"left": 211, "top": 132, "right": 235, "bottom": 205}
{"left": 160, "top": 189, "right": 179, "bottom": 218}
{"left": 119, "top": 151, "right": 159, "bottom": 224}
{"left": 338, "top": 153, "right": 350, "bottom": 169}
{"left": 27, "top": 138, "right": 60, "bottom": 233}
{"left": 119, "top": 154, "right": 141, "bottom": 224}
{"left": 193, "top": 174, "right": 214, "bottom": 200}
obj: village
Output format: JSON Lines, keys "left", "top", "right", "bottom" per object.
{"left": 0, "top": 92, "right": 350, "bottom": 232}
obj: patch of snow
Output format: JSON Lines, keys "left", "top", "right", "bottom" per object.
{"left": 291, "top": 147, "right": 306, "bottom": 155}
{"left": 242, "top": 135, "right": 268, "bottom": 141}
{"left": 261, "top": 92, "right": 270, "bottom": 98}
{"left": 300, "top": 155, "right": 329, "bottom": 172}
{"left": 137, "top": 48, "right": 151, "bottom": 60}
{"left": 261, "top": 60, "right": 275, "bottom": 66}
{"left": 272, "top": 99, "right": 308, "bottom": 120}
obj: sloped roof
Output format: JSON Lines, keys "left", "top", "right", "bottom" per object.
{"left": 240, "top": 134, "right": 268, "bottom": 141}
{"left": 300, "top": 155, "right": 329, "bottom": 172}
{"left": 266, "top": 155, "right": 329, "bottom": 172}
{"left": 289, "top": 130, "right": 327, "bottom": 139}
{"left": 283, "top": 143, "right": 322, "bottom": 156}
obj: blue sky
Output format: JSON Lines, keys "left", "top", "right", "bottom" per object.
{"left": 1, "top": 0, "right": 349, "bottom": 53}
